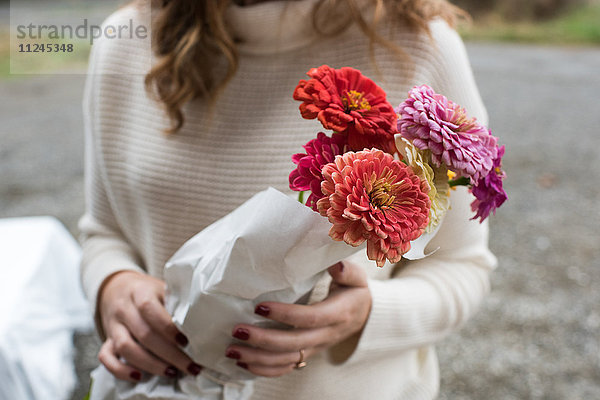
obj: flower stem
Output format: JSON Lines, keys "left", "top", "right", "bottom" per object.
{"left": 298, "top": 191, "right": 305, "bottom": 204}
{"left": 448, "top": 176, "right": 471, "bottom": 187}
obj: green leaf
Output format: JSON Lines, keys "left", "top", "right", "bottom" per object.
{"left": 448, "top": 176, "right": 471, "bottom": 187}
{"left": 82, "top": 377, "right": 94, "bottom": 400}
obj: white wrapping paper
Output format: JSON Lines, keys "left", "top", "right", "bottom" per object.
{"left": 89, "top": 187, "right": 440, "bottom": 399}
{"left": 402, "top": 221, "right": 441, "bottom": 260}
{"left": 90, "top": 188, "right": 366, "bottom": 400}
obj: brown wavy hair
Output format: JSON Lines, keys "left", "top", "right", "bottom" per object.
{"left": 145, "top": 0, "right": 467, "bottom": 133}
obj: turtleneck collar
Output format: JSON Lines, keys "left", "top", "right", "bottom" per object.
{"left": 225, "top": 0, "right": 321, "bottom": 55}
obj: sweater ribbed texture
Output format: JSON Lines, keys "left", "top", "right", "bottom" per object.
{"left": 79, "top": 2, "right": 496, "bottom": 399}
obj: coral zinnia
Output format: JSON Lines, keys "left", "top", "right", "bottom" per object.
{"left": 293, "top": 65, "right": 397, "bottom": 154}
{"left": 470, "top": 145, "right": 507, "bottom": 222}
{"left": 289, "top": 132, "right": 349, "bottom": 211}
{"left": 396, "top": 85, "right": 498, "bottom": 182}
{"left": 317, "top": 149, "right": 430, "bottom": 267}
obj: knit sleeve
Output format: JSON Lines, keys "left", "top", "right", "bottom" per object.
{"left": 427, "top": 19, "right": 489, "bottom": 125}
{"left": 328, "top": 22, "right": 497, "bottom": 364}
{"left": 78, "top": 31, "right": 145, "bottom": 334}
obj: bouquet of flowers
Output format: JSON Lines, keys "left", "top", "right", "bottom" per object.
{"left": 89, "top": 65, "right": 506, "bottom": 400}
{"left": 289, "top": 65, "right": 507, "bottom": 267}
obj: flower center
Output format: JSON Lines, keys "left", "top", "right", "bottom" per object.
{"left": 369, "top": 178, "right": 396, "bottom": 209}
{"left": 450, "top": 105, "right": 478, "bottom": 132}
{"left": 343, "top": 90, "right": 371, "bottom": 112}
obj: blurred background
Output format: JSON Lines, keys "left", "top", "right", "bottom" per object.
{"left": 1, "top": 0, "right": 599, "bottom": 399}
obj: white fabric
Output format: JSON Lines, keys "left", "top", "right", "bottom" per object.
{"left": 0, "top": 216, "right": 93, "bottom": 400}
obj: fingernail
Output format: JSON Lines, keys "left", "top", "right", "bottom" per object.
{"left": 175, "top": 332, "right": 189, "bottom": 347}
{"left": 130, "top": 370, "right": 142, "bottom": 381}
{"left": 233, "top": 328, "right": 250, "bottom": 341}
{"left": 225, "top": 349, "right": 241, "bottom": 360}
{"left": 236, "top": 362, "right": 249, "bottom": 370}
{"left": 187, "top": 362, "right": 202, "bottom": 376}
{"left": 165, "top": 366, "right": 178, "bottom": 378}
{"left": 254, "top": 305, "right": 270, "bottom": 317}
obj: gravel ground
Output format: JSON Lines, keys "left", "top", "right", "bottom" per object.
{"left": 1, "top": 42, "right": 599, "bottom": 400}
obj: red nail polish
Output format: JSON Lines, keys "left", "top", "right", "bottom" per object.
{"left": 130, "top": 371, "right": 142, "bottom": 381}
{"left": 233, "top": 328, "right": 250, "bottom": 341}
{"left": 254, "top": 305, "right": 270, "bottom": 317}
{"left": 236, "top": 362, "right": 249, "bottom": 370}
{"left": 165, "top": 366, "right": 178, "bottom": 378}
{"left": 225, "top": 349, "right": 241, "bottom": 359}
{"left": 175, "top": 332, "right": 189, "bottom": 347}
{"left": 187, "top": 362, "right": 202, "bottom": 376}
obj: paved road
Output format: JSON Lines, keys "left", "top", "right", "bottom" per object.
{"left": 1, "top": 42, "right": 599, "bottom": 399}
{"left": 439, "top": 43, "right": 600, "bottom": 400}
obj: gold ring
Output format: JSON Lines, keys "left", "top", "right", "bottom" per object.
{"left": 295, "top": 349, "right": 307, "bottom": 369}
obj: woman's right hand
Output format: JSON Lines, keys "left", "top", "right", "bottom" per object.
{"left": 97, "top": 270, "right": 203, "bottom": 382}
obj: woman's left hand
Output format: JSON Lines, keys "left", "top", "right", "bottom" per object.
{"left": 225, "top": 261, "right": 372, "bottom": 377}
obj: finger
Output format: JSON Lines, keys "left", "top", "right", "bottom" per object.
{"left": 232, "top": 324, "right": 336, "bottom": 352}
{"left": 123, "top": 307, "right": 201, "bottom": 376}
{"left": 234, "top": 346, "right": 323, "bottom": 377}
{"left": 98, "top": 338, "right": 143, "bottom": 382}
{"left": 132, "top": 291, "right": 188, "bottom": 347}
{"left": 253, "top": 298, "right": 349, "bottom": 329}
{"left": 110, "top": 323, "right": 174, "bottom": 377}
{"left": 328, "top": 261, "right": 368, "bottom": 288}
{"left": 237, "top": 362, "right": 296, "bottom": 378}
{"left": 225, "top": 345, "right": 312, "bottom": 367}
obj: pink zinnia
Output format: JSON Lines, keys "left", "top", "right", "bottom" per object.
{"left": 289, "top": 132, "right": 348, "bottom": 211}
{"left": 317, "top": 149, "right": 430, "bottom": 267}
{"left": 396, "top": 85, "right": 498, "bottom": 182}
{"left": 293, "top": 65, "right": 397, "bottom": 154}
{"left": 470, "top": 146, "right": 507, "bottom": 222}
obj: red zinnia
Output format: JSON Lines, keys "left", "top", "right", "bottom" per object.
{"left": 317, "top": 149, "right": 430, "bottom": 267}
{"left": 293, "top": 65, "right": 397, "bottom": 154}
{"left": 289, "top": 132, "right": 349, "bottom": 211}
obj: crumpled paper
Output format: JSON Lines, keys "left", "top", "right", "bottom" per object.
{"left": 90, "top": 188, "right": 365, "bottom": 400}
{"left": 402, "top": 220, "right": 441, "bottom": 260}
{"left": 89, "top": 187, "right": 439, "bottom": 400}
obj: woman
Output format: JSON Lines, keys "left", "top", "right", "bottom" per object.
{"left": 80, "top": 0, "right": 497, "bottom": 398}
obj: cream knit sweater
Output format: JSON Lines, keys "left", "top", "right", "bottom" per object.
{"left": 79, "top": 1, "right": 497, "bottom": 399}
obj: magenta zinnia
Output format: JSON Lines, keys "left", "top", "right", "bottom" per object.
{"left": 293, "top": 65, "right": 397, "bottom": 154}
{"left": 317, "top": 149, "right": 430, "bottom": 267}
{"left": 396, "top": 85, "right": 498, "bottom": 182}
{"left": 289, "top": 132, "right": 348, "bottom": 211}
{"left": 470, "top": 145, "right": 507, "bottom": 222}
